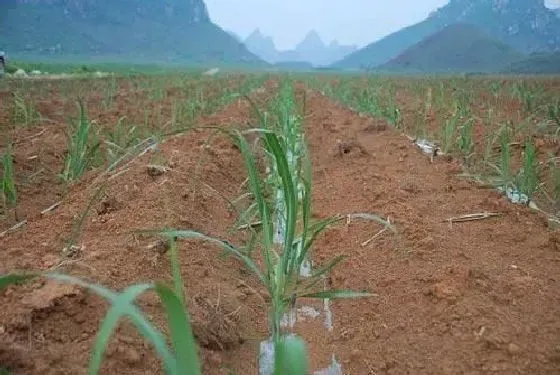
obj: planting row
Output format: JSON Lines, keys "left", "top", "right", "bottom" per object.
{"left": 308, "top": 75, "right": 560, "bottom": 221}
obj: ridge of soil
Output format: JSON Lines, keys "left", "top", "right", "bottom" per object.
{"left": 297, "top": 89, "right": 560, "bottom": 374}
{"left": 1, "top": 95, "right": 268, "bottom": 375}
{"left": 1, "top": 81, "right": 560, "bottom": 374}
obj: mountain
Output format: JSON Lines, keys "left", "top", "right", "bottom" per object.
{"left": 555, "top": 8, "right": 560, "bottom": 18}
{"left": 293, "top": 30, "right": 325, "bottom": 62}
{"left": 502, "top": 52, "right": 560, "bottom": 73}
{"left": 0, "top": 0, "right": 264, "bottom": 66}
{"left": 226, "top": 30, "right": 243, "bottom": 43}
{"left": 328, "top": 40, "right": 357, "bottom": 62}
{"left": 244, "top": 29, "right": 357, "bottom": 66}
{"left": 380, "top": 23, "right": 524, "bottom": 73}
{"left": 244, "top": 29, "right": 279, "bottom": 63}
{"left": 334, "top": 0, "right": 560, "bottom": 69}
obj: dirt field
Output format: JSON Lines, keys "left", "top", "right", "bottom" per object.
{"left": 1, "top": 75, "right": 560, "bottom": 374}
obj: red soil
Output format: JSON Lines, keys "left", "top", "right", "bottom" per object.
{"left": 1, "top": 80, "right": 559, "bottom": 374}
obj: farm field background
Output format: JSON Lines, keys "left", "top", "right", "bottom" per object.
{"left": 1, "top": 70, "right": 560, "bottom": 374}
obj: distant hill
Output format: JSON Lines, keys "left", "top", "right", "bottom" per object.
{"left": 244, "top": 29, "right": 357, "bottom": 66}
{"left": 381, "top": 24, "right": 525, "bottom": 73}
{"left": 226, "top": 30, "right": 243, "bottom": 43}
{"left": 245, "top": 29, "right": 279, "bottom": 63}
{"left": 0, "top": 0, "right": 264, "bottom": 66}
{"left": 334, "top": 0, "right": 560, "bottom": 69}
{"left": 502, "top": 52, "right": 560, "bottom": 74}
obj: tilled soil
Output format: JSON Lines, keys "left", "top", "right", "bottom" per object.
{"left": 1, "top": 83, "right": 560, "bottom": 375}
{"left": 299, "top": 89, "right": 560, "bottom": 374}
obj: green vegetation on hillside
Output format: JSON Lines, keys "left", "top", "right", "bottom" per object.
{"left": 503, "top": 53, "right": 560, "bottom": 74}
{"left": 380, "top": 24, "right": 525, "bottom": 73}
{"left": 333, "top": 0, "right": 560, "bottom": 70}
{"left": 0, "top": 0, "right": 264, "bottom": 66}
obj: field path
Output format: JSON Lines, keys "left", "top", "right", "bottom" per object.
{"left": 298, "top": 88, "right": 560, "bottom": 374}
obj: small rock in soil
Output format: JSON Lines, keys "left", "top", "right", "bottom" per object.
{"left": 417, "top": 236, "right": 435, "bottom": 251}
{"left": 21, "top": 280, "right": 79, "bottom": 310}
{"left": 146, "top": 164, "right": 169, "bottom": 178}
{"left": 508, "top": 343, "right": 522, "bottom": 355}
{"left": 350, "top": 348, "right": 361, "bottom": 360}
{"left": 334, "top": 139, "right": 369, "bottom": 157}
{"left": 97, "top": 196, "right": 120, "bottom": 215}
{"left": 400, "top": 182, "right": 420, "bottom": 194}
{"left": 208, "top": 351, "right": 223, "bottom": 366}
{"left": 117, "top": 345, "right": 141, "bottom": 365}
{"left": 430, "top": 282, "right": 459, "bottom": 300}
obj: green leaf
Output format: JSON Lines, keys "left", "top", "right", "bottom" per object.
{"left": 231, "top": 131, "right": 274, "bottom": 275}
{"left": 298, "top": 290, "right": 375, "bottom": 299}
{"left": 45, "top": 273, "right": 177, "bottom": 374}
{"left": 88, "top": 283, "right": 155, "bottom": 375}
{"left": 301, "top": 216, "right": 343, "bottom": 255}
{"left": 303, "top": 256, "right": 346, "bottom": 286}
{"left": 274, "top": 335, "right": 308, "bottom": 375}
{"left": 293, "top": 256, "right": 348, "bottom": 296}
{"left": 155, "top": 283, "right": 201, "bottom": 375}
{"left": 167, "top": 239, "right": 185, "bottom": 307}
{"left": 155, "top": 229, "right": 267, "bottom": 287}
{"left": 263, "top": 132, "right": 297, "bottom": 272}
{"left": 0, "top": 273, "right": 37, "bottom": 289}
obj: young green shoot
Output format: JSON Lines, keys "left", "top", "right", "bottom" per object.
{"left": 1, "top": 143, "right": 17, "bottom": 219}
{"left": 12, "top": 91, "right": 40, "bottom": 127}
{"left": 62, "top": 100, "right": 101, "bottom": 183}
{"left": 152, "top": 129, "right": 386, "bottom": 346}
{"left": 457, "top": 117, "right": 475, "bottom": 162}
{"left": 516, "top": 138, "right": 538, "bottom": 203}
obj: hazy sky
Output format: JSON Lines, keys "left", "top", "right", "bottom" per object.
{"left": 205, "top": 0, "right": 560, "bottom": 50}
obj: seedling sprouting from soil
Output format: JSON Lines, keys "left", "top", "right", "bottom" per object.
{"left": 544, "top": 99, "right": 560, "bottom": 136}
{"left": 516, "top": 138, "right": 538, "bottom": 202}
{"left": 1, "top": 143, "right": 17, "bottom": 219}
{"left": 101, "top": 76, "right": 118, "bottom": 109}
{"left": 551, "top": 159, "right": 560, "bottom": 203}
{"left": 148, "top": 79, "right": 393, "bottom": 367}
{"left": 0, "top": 238, "right": 310, "bottom": 375}
{"left": 61, "top": 100, "right": 101, "bottom": 183}
{"left": 155, "top": 129, "right": 376, "bottom": 342}
{"left": 491, "top": 124, "right": 513, "bottom": 187}
{"left": 12, "top": 91, "right": 41, "bottom": 127}
{"left": 63, "top": 183, "right": 106, "bottom": 257}
{"left": 457, "top": 117, "right": 475, "bottom": 160}
{"left": 441, "top": 115, "right": 458, "bottom": 154}
{"left": 103, "top": 116, "right": 141, "bottom": 167}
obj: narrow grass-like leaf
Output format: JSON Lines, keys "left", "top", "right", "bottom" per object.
{"left": 155, "top": 283, "right": 201, "bottom": 375}
{"left": 0, "top": 273, "right": 37, "bottom": 289}
{"left": 155, "top": 229, "right": 267, "bottom": 287}
{"left": 307, "top": 256, "right": 346, "bottom": 282}
{"left": 295, "top": 255, "right": 347, "bottom": 293}
{"left": 45, "top": 273, "right": 176, "bottom": 372}
{"left": 167, "top": 238, "right": 185, "bottom": 307}
{"left": 231, "top": 131, "right": 275, "bottom": 285}
{"left": 263, "top": 133, "right": 297, "bottom": 273}
{"left": 88, "top": 284, "right": 155, "bottom": 375}
{"left": 301, "top": 216, "right": 343, "bottom": 255}
{"left": 2, "top": 144, "right": 17, "bottom": 209}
